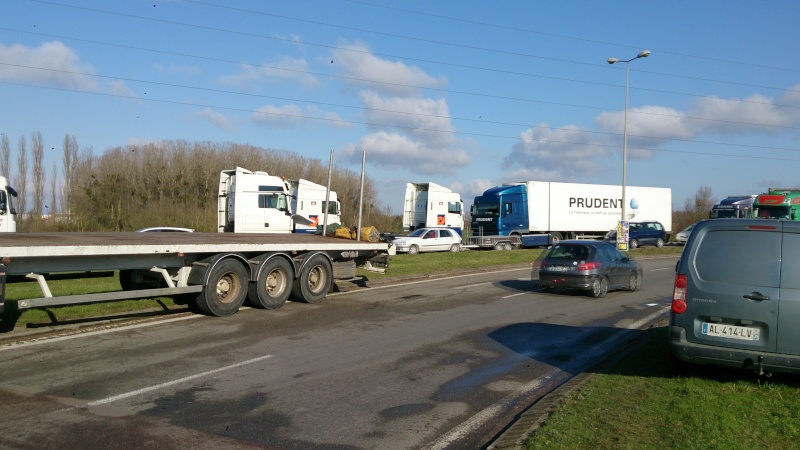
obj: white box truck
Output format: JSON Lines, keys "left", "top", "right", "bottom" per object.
{"left": 403, "top": 182, "right": 464, "bottom": 234}
{"left": 470, "top": 181, "right": 672, "bottom": 248}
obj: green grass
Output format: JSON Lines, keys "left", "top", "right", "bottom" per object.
{"left": 0, "top": 245, "right": 682, "bottom": 330}
{"left": 527, "top": 326, "right": 800, "bottom": 449}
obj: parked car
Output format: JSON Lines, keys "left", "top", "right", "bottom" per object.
{"left": 535, "top": 240, "right": 643, "bottom": 298}
{"left": 603, "top": 220, "right": 667, "bottom": 248}
{"left": 670, "top": 219, "right": 800, "bottom": 376}
{"left": 392, "top": 227, "right": 461, "bottom": 254}
{"left": 674, "top": 223, "right": 696, "bottom": 245}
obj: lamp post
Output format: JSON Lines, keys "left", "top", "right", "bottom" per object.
{"left": 607, "top": 50, "right": 649, "bottom": 225}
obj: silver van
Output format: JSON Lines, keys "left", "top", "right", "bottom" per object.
{"left": 669, "top": 219, "right": 800, "bottom": 376}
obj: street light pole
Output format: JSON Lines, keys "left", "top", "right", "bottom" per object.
{"left": 607, "top": 50, "right": 650, "bottom": 223}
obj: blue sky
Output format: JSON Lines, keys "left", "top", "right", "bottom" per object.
{"left": 3, "top": 0, "right": 800, "bottom": 215}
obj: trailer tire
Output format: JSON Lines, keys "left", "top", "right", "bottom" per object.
{"left": 249, "top": 257, "right": 293, "bottom": 309}
{"left": 292, "top": 254, "right": 332, "bottom": 304}
{"left": 493, "top": 242, "right": 506, "bottom": 251}
{"left": 196, "top": 258, "right": 248, "bottom": 316}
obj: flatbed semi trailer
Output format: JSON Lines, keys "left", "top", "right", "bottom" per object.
{"left": 0, "top": 232, "right": 391, "bottom": 317}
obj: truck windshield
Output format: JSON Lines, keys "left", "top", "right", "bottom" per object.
{"left": 710, "top": 209, "right": 737, "bottom": 219}
{"left": 472, "top": 201, "right": 499, "bottom": 216}
{"left": 756, "top": 206, "right": 790, "bottom": 219}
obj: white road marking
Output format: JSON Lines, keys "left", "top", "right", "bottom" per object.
{"left": 502, "top": 292, "right": 528, "bottom": 299}
{"left": 87, "top": 354, "right": 274, "bottom": 406}
{"left": 329, "top": 267, "right": 530, "bottom": 296}
{"left": 456, "top": 282, "right": 493, "bottom": 289}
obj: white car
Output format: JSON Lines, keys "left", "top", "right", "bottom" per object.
{"left": 393, "top": 228, "right": 462, "bottom": 254}
{"left": 675, "top": 223, "right": 696, "bottom": 245}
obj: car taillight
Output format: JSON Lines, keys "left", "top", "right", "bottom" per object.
{"left": 672, "top": 274, "right": 688, "bottom": 314}
{"left": 577, "top": 261, "right": 601, "bottom": 271}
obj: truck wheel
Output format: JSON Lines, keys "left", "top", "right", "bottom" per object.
{"left": 292, "top": 254, "right": 332, "bottom": 304}
{"left": 407, "top": 245, "right": 420, "bottom": 254}
{"left": 549, "top": 232, "right": 562, "bottom": 245}
{"left": 119, "top": 269, "right": 135, "bottom": 291}
{"left": 589, "top": 276, "right": 608, "bottom": 298}
{"left": 248, "top": 257, "right": 293, "bottom": 309}
{"left": 196, "top": 258, "right": 248, "bottom": 316}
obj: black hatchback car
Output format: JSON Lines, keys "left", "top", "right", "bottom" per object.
{"left": 534, "top": 240, "right": 643, "bottom": 298}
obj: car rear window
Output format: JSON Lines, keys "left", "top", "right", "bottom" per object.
{"left": 694, "top": 229, "right": 781, "bottom": 288}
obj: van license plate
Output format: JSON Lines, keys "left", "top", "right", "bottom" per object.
{"left": 702, "top": 323, "right": 760, "bottom": 341}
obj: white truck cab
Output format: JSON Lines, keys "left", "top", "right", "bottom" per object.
{"left": 0, "top": 176, "right": 17, "bottom": 232}
{"left": 217, "top": 168, "right": 340, "bottom": 234}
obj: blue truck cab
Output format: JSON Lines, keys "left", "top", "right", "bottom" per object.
{"left": 471, "top": 184, "right": 527, "bottom": 237}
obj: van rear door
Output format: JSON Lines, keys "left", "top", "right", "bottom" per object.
{"left": 683, "top": 223, "right": 780, "bottom": 352}
{"left": 778, "top": 226, "right": 800, "bottom": 354}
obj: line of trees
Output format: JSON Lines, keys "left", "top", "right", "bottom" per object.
{"left": 1, "top": 133, "right": 402, "bottom": 232}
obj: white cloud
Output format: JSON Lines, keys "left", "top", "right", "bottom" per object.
{"left": 342, "top": 131, "right": 470, "bottom": 175}
{"left": 450, "top": 178, "right": 495, "bottom": 203}
{"left": 219, "top": 56, "right": 318, "bottom": 89}
{"left": 360, "top": 91, "right": 457, "bottom": 147}
{"left": 331, "top": 41, "right": 447, "bottom": 97}
{"left": 107, "top": 80, "right": 138, "bottom": 99}
{"left": 194, "top": 108, "right": 242, "bottom": 132}
{"left": 0, "top": 41, "right": 98, "bottom": 90}
{"left": 502, "top": 124, "right": 615, "bottom": 179}
{"left": 251, "top": 104, "right": 351, "bottom": 129}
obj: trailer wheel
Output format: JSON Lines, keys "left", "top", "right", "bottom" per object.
{"left": 292, "top": 254, "right": 332, "bottom": 304}
{"left": 249, "top": 257, "right": 293, "bottom": 309}
{"left": 196, "top": 258, "right": 248, "bottom": 316}
{"left": 493, "top": 242, "right": 505, "bottom": 251}
{"left": 502, "top": 242, "right": 514, "bottom": 251}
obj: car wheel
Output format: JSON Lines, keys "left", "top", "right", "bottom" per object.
{"left": 629, "top": 239, "right": 639, "bottom": 249}
{"left": 589, "top": 277, "right": 608, "bottom": 298}
{"left": 628, "top": 272, "right": 642, "bottom": 291}
{"left": 656, "top": 238, "right": 664, "bottom": 248}
{"left": 407, "top": 244, "right": 420, "bottom": 254}
{"left": 449, "top": 243, "right": 461, "bottom": 252}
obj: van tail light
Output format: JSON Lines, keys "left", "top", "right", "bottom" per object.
{"left": 672, "top": 274, "right": 688, "bottom": 314}
{"left": 578, "top": 261, "right": 601, "bottom": 271}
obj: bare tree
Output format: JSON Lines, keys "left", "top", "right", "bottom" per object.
{"left": 0, "top": 134, "right": 9, "bottom": 180}
{"left": 50, "top": 163, "right": 58, "bottom": 216}
{"left": 32, "top": 131, "right": 45, "bottom": 216}
{"left": 675, "top": 185, "right": 716, "bottom": 233}
{"left": 61, "top": 134, "right": 79, "bottom": 217}
{"left": 16, "top": 135, "right": 27, "bottom": 215}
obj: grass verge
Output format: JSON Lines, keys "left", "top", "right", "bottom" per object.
{"left": 526, "top": 325, "right": 800, "bottom": 449}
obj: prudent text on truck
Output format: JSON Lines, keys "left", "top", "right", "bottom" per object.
{"left": 709, "top": 195, "right": 756, "bottom": 219}
{"left": 0, "top": 169, "right": 391, "bottom": 317}
{"left": 402, "top": 182, "right": 464, "bottom": 234}
{"left": 754, "top": 188, "right": 800, "bottom": 220}
{"left": 469, "top": 181, "right": 672, "bottom": 249}
{"left": 0, "top": 176, "right": 18, "bottom": 232}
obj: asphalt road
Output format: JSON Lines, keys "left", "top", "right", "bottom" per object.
{"left": 0, "top": 256, "right": 678, "bottom": 449}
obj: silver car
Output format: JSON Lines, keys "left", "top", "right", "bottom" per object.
{"left": 393, "top": 228, "right": 462, "bottom": 254}
{"left": 675, "top": 223, "right": 695, "bottom": 245}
